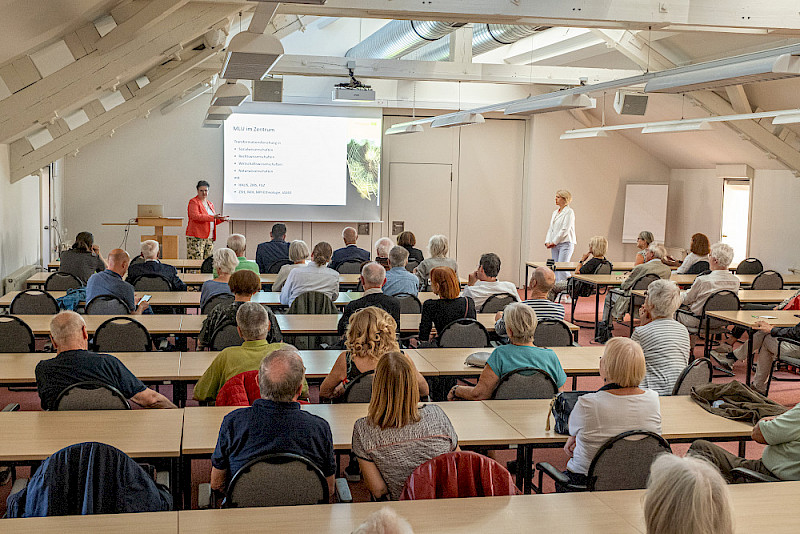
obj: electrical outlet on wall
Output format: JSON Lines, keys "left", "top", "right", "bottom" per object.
{"left": 357, "top": 223, "right": 370, "bottom": 235}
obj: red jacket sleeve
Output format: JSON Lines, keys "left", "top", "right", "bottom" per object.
{"left": 188, "top": 198, "right": 216, "bottom": 223}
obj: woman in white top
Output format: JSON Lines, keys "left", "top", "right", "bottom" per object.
{"left": 279, "top": 241, "right": 339, "bottom": 306}
{"left": 664, "top": 233, "right": 710, "bottom": 274}
{"left": 634, "top": 230, "right": 654, "bottom": 265}
{"left": 272, "top": 240, "right": 309, "bottom": 292}
{"left": 562, "top": 337, "right": 662, "bottom": 489}
{"left": 544, "top": 190, "right": 576, "bottom": 282}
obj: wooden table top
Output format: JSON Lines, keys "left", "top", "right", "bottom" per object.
{"left": 0, "top": 409, "right": 184, "bottom": 461}
{"left": 0, "top": 352, "right": 181, "bottom": 384}
{"left": 574, "top": 272, "right": 800, "bottom": 287}
{"left": 631, "top": 288, "right": 796, "bottom": 304}
{"left": 705, "top": 309, "right": 800, "bottom": 328}
{"left": 528, "top": 260, "right": 667, "bottom": 272}
{"left": 14, "top": 315, "right": 185, "bottom": 335}
{"left": 482, "top": 396, "right": 753, "bottom": 445}
{"left": 3, "top": 511, "right": 179, "bottom": 533}
{"left": 26, "top": 272, "right": 363, "bottom": 288}
{"left": 50, "top": 257, "right": 203, "bottom": 270}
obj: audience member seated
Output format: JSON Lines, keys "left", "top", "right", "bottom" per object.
{"left": 374, "top": 237, "right": 394, "bottom": 269}
{"left": 353, "top": 508, "right": 414, "bottom": 534}
{"left": 255, "top": 223, "right": 290, "bottom": 274}
{"left": 58, "top": 231, "right": 107, "bottom": 285}
{"left": 397, "top": 231, "right": 424, "bottom": 264}
{"left": 677, "top": 242, "right": 739, "bottom": 336}
{"left": 210, "top": 349, "right": 336, "bottom": 496}
{"left": 600, "top": 244, "right": 671, "bottom": 334}
{"left": 337, "top": 263, "right": 401, "bottom": 336}
{"left": 448, "top": 303, "right": 567, "bottom": 400}
{"left": 321, "top": 307, "right": 428, "bottom": 400}
{"left": 644, "top": 454, "right": 733, "bottom": 534}
{"left": 126, "top": 240, "right": 187, "bottom": 291}
{"left": 633, "top": 279, "right": 690, "bottom": 395}
{"left": 200, "top": 248, "right": 237, "bottom": 308}
{"left": 550, "top": 236, "right": 610, "bottom": 298}
{"left": 383, "top": 246, "right": 420, "bottom": 297}
{"left": 418, "top": 267, "right": 476, "bottom": 346}
{"left": 414, "top": 235, "right": 458, "bottom": 291}
{"left": 195, "top": 302, "right": 292, "bottom": 402}
{"left": 462, "top": 252, "right": 520, "bottom": 311}
{"left": 330, "top": 226, "right": 371, "bottom": 270}
{"left": 633, "top": 230, "right": 655, "bottom": 266}
{"left": 689, "top": 401, "right": 800, "bottom": 482}
{"left": 561, "top": 338, "right": 661, "bottom": 488}
{"left": 216, "top": 234, "right": 259, "bottom": 275}
{"left": 198, "top": 269, "right": 281, "bottom": 346}
{"left": 664, "top": 232, "right": 711, "bottom": 273}
{"left": 352, "top": 351, "right": 457, "bottom": 500}
{"left": 280, "top": 241, "right": 339, "bottom": 306}
{"left": 495, "top": 266, "right": 564, "bottom": 339}
{"left": 86, "top": 248, "right": 150, "bottom": 314}
{"left": 35, "top": 311, "right": 175, "bottom": 410}
{"left": 271, "top": 240, "right": 310, "bottom": 292}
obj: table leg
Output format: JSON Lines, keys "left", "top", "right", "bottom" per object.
{"left": 171, "top": 457, "right": 182, "bottom": 510}
{"left": 593, "top": 284, "right": 601, "bottom": 337}
{"left": 629, "top": 296, "right": 635, "bottom": 336}
{"left": 746, "top": 328, "right": 754, "bottom": 385}
{"left": 571, "top": 376, "right": 577, "bottom": 390}
{"left": 524, "top": 264, "right": 530, "bottom": 300}
{"left": 738, "top": 439, "right": 747, "bottom": 457}
{"left": 174, "top": 381, "right": 187, "bottom": 408}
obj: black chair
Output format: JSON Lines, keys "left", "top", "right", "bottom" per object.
{"left": 533, "top": 319, "right": 575, "bottom": 347}
{"left": 536, "top": 431, "right": 672, "bottom": 492}
{"left": 336, "top": 260, "right": 363, "bottom": 274}
{"left": 54, "top": 381, "right": 131, "bottom": 410}
{"left": 676, "top": 289, "right": 740, "bottom": 363}
{"left": 751, "top": 270, "right": 783, "bottom": 290}
{"left": 210, "top": 323, "right": 244, "bottom": 351}
{"left": 0, "top": 316, "right": 36, "bottom": 352}
{"left": 335, "top": 371, "right": 374, "bottom": 403}
{"left": 480, "top": 294, "right": 517, "bottom": 314}
{"left": 201, "top": 256, "right": 214, "bottom": 274}
{"left": 671, "top": 358, "right": 713, "bottom": 395}
{"left": 438, "top": 319, "right": 490, "bottom": 348}
{"left": 131, "top": 274, "right": 172, "bottom": 292}
{"left": 201, "top": 293, "right": 234, "bottom": 315}
{"left": 44, "top": 272, "right": 83, "bottom": 291}
{"left": 267, "top": 259, "right": 293, "bottom": 274}
{"left": 9, "top": 290, "right": 59, "bottom": 315}
{"left": 730, "top": 467, "right": 781, "bottom": 483}
{"left": 395, "top": 293, "right": 422, "bottom": 314}
{"left": 685, "top": 260, "right": 710, "bottom": 275}
{"left": 491, "top": 367, "right": 558, "bottom": 400}
{"left": 735, "top": 258, "right": 763, "bottom": 275}
{"left": 86, "top": 295, "right": 130, "bottom": 315}
{"left": 91, "top": 317, "right": 152, "bottom": 352}
{"left": 765, "top": 338, "right": 800, "bottom": 395}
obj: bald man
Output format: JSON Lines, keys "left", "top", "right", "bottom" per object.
{"left": 336, "top": 262, "right": 401, "bottom": 336}
{"left": 330, "top": 226, "right": 370, "bottom": 270}
{"left": 35, "top": 311, "right": 175, "bottom": 410}
{"left": 86, "top": 248, "right": 149, "bottom": 314}
{"left": 494, "top": 266, "right": 565, "bottom": 339}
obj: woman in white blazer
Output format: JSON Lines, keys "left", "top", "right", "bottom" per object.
{"left": 545, "top": 189, "right": 577, "bottom": 282}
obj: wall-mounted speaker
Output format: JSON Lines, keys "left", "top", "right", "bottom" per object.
{"left": 252, "top": 79, "right": 283, "bottom": 102}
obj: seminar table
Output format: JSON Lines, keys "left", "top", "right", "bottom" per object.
{"left": 2, "top": 511, "right": 179, "bottom": 533}
{"left": 14, "top": 314, "right": 185, "bottom": 335}
{"left": 25, "top": 272, "right": 363, "bottom": 289}
{"left": 49, "top": 258, "right": 203, "bottom": 272}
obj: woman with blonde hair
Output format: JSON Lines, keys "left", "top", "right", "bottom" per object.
{"left": 414, "top": 234, "right": 458, "bottom": 291}
{"left": 644, "top": 454, "right": 733, "bottom": 534}
{"left": 545, "top": 189, "right": 576, "bottom": 282}
{"left": 320, "top": 307, "right": 429, "bottom": 399}
{"left": 352, "top": 351, "right": 458, "bottom": 500}
{"left": 279, "top": 241, "right": 339, "bottom": 306}
{"left": 551, "top": 235, "right": 611, "bottom": 297}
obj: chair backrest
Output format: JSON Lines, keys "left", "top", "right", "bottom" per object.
{"left": 337, "top": 371, "right": 374, "bottom": 403}
{"left": 736, "top": 257, "right": 763, "bottom": 275}
{"left": 395, "top": 293, "right": 422, "bottom": 314}
{"left": 400, "top": 451, "right": 519, "bottom": 500}
{"left": 132, "top": 274, "right": 172, "bottom": 292}
{"left": 45, "top": 271, "right": 83, "bottom": 291}
{"left": 202, "top": 293, "right": 235, "bottom": 315}
{"left": 751, "top": 270, "right": 783, "bottom": 290}
{"left": 533, "top": 319, "right": 573, "bottom": 347}
{"left": 405, "top": 259, "right": 419, "bottom": 273}
{"left": 593, "top": 261, "right": 613, "bottom": 275}
{"left": 671, "top": 359, "right": 713, "bottom": 395}
{"left": 10, "top": 289, "right": 59, "bottom": 315}
{"left": 587, "top": 430, "right": 672, "bottom": 491}
{"left": 54, "top": 381, "right": 131, "bottom": 410}
{"left": 287, "top": 291, "right": 337, "bottom": 315}
{"left": 267, "top": 259, "right": 293, "bottom": 274}
{"left": 210, "top": 323, "right": 245, "bottom": 351}
{"left": 685, "top": 260, "right": 710, "bottom": 275}
{"left": 491, "top": 367, "right": 558, "bottom": 400}
{"left": 91, "top": 317, "right": 152, "bottom": 352}
{"left": 201, "top": 256, "right": 214, "bottom": 273}
{"left": 85, "top": 295, "right": 130, "bottom": 315}
{"left": 225, "top": 453, "right": 328, "bottom": 508}
{"left": 701, "top": 289, "right": 740, "bottom": 332}
{"left": 438, "top": 319, "right": 490, "bottom": 348}
{"left": 336, "top": 260, "right": 363, "bottom": 274}
{"left": 480, "top": 293, "right": 517, "bottom": 313}
{"left": 0, "top": 316, "right": 36, "bottom": 352}
{"left": 632, "top": 273, "right": 661, "bottom": 291}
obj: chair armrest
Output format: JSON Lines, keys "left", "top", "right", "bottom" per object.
{"left": 535, "top": 462, "right": 570, "bottom": 485}
{"left": 197, "top": 483, "right": 225, "bottom": 509}
{"left": 2, "top": 404, "right": 20, "bottom": 412}
{"left": 334, "top": 477, "right": 352, "bottom": 503}
{"left": 730, "top": 467, "right": 780, "bottom": 483}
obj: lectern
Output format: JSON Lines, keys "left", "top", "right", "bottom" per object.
{"left": 103, "top": 217, "right": 183, "bottom": 259}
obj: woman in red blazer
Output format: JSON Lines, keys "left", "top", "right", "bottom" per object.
{"left": 186, "top": 180, "right": 227, "bottom": 259}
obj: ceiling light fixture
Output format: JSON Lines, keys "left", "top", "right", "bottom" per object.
{"left": 206, "top": 106, "right": 232, "bottom": 121}
{"left": 772, "top": 112, "right": 800, "bottom": 125}
{"left": 385, "top": 123, "right": 424, "bottom": 135}
{"left": 642, "top": 121, "right": 713, "bottom": 134}
{"left": 560, "top": 129, "right": 609, "bottom": 140}
{"left": 211, "top": 83, "right": 250, "bottom": 106}
{"left": 431, "top": 112, "right": 485, "bottom": 129}
{"left": 505, "top": 93, "right": 594, "bottom": 115}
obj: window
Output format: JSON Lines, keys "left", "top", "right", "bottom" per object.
{"left": 720, "top": 179, "right": 750, "bottom": 265}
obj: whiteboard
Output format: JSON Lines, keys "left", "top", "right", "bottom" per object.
{"left": 622, "top": 183, "right": 669, "bottom": 244}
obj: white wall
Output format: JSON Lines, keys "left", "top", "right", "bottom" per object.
{"left": 0, "top": 144, "right": 41, "bottom": 284}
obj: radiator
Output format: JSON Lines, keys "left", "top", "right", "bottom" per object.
{"left": 3, "top": 264, "right": 41, "bottom": 295}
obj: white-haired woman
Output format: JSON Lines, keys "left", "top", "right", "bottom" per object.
{"left": 374, "top": 237, "right": 394, "bottom": 270}
{"left": 200, "top": 248, "right": 238, "bottom": 307}
{"left": 545, "top": 189, "right": 576, "bottom": 283}
{"left": 633, "top": 279, "right": 691, "bottom": 395}
{"left": 448, "top": 303, "right": 567, "bottom": 401}
{"left": 644, "top": 454, "right": 733, "bottom": 534}
{"left": 414, "top": 234, "right": 458, "bottom": 291}
{"left": 272, "top": 240, "right": 310, "bottom": 292}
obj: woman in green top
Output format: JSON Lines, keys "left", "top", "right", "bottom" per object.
{"left": 447, "top": 303, "right": 567, "bottom": 401}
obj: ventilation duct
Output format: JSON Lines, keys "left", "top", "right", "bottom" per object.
{"left": 345, "top": 21, "right": 466, "bottom": 59}
{"left": 408, "top": 24, "right": 548, "bottom": 62}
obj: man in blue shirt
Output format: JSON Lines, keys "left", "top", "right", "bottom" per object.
{"left": 255, "top": 223, "right": 290, "bottom": 273}
{"left": 383, "top": 246, "right": 420, "bottom": 297}
{"left": 86, "top": 249, "right": 150, "bottom": 314}
{"left": 210, "top": 348, "right": 336, "bottom": 496}
{"left": 329, "top": 227, "right": 370, "bottom": 270}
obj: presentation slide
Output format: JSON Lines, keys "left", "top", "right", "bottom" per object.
{"left": 223, "top": 105, "right": 383, "bottom": 222}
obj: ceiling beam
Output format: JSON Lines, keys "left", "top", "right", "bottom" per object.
{"left": 725, "top": 85, "right": 752, "bottom": 114}
{"left": 96, "top": 0, "right": 192, "bottom": 54}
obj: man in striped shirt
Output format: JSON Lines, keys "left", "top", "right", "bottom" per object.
{"left": 495, "top": 266, "right": 564, "bottom": 339}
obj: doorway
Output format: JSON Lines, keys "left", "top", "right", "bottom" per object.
{"left": 720, "top": 179, "right": 750, "bottom": 264}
